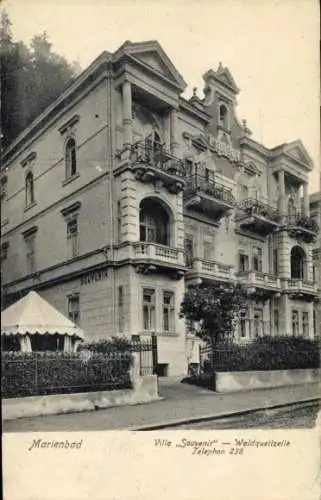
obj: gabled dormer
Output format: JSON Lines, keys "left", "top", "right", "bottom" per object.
{"left": 201, "top": 63, "right": 244, "bottom": 144}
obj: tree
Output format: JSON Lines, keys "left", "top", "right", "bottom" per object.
{"left": 180, "top": 282, "right": 248, "bottom": 350}
{"left": 0, "top": 11, "right": 81, "bottom": 148}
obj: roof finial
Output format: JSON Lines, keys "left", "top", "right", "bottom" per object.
{"left": 193, "top": 87, "right": 197, "bottom": 97}
{"left": 242, "top": 119, "right": 247, "bottom": 129}
{"left": 218, "top": 61, "right": 223, "bottom": 71}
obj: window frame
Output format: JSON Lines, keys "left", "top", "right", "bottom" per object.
{"left": 67, "top": 294, "right": 80, "bottom": 325}
{"left": 142, "top": 288, "right": 156, "bottom": 332}
{"left": 65, "top": 137, "right": 77, "bottom": 180}
{"left": 25, "top": 171, "right": 35, "bottom": 207}
{"left": 162, "top": 290, "right": 175, "bottom": 333}
{"left": 66, "top": 217, "right": 79, "bottom": 259}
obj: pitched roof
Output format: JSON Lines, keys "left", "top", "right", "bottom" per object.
{"left": 1, "top": 291, "right": 84, "bottom": 338}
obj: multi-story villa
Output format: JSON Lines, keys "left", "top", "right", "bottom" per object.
{"left": 1, "top": 41, "right": 319, "bottom": 375}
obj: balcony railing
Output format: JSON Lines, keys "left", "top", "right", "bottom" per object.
{"left": 285, "top": 214, "right": 319, "bottom": 242}
{"left": 186, "top": 257, "right": 234, "bottom": 282}
{"left": 282, "top": 278, "right": 318, "bottom": 295}
{"left": 237, "top": 198, "right": 281, "bottom": 223}
{"left": 129, "top": 141, "right": 185, "bottom": 180}
{"left": 132, "top": 242, "right": 185, "bottom": 267}
{"left": 184, "top": 175, "right": 235, "bottom": 205}
{"left": 237, "top": 270, "right": 281, "bottom": 289}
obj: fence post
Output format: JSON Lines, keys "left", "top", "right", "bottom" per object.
{"left": 130, "top": 352, "right": 140, "bottom": 390}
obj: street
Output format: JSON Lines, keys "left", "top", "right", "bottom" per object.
{"left": 175, "top": 402, "right": 320, "bottom": 429}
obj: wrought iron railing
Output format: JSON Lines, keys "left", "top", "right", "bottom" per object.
{"left": 238, "top": 198, "right": 280, "bottom": 222}
{"left": 285, "top": 214, "right": 319, "bottom": 233}
{"left": 129, "top": 141, "right": 185, "bottom": 177}
{"left": 184, "top": 175, "right": 235, "bottom": 204}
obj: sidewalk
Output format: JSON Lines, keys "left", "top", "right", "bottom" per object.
{"left": 3, "top": 379, "right": 320, "bottom": 432}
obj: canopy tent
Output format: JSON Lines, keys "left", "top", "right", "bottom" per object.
{"left": 1, "top": 291, "right": 84, "bottom": 352}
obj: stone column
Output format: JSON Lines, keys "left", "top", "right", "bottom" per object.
{"left": 278, "top": 170, "right": 285, "bottom": 221}
{"left": 170, "top": 108, "right": 179, "bottom": 156}
{"left": 122, "top": 78, "right": 132, "bottom": 152}
{"left": 303, "top": 182, "right": 309, "bottom": 217}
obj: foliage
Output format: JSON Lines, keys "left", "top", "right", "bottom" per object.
{"left": 1, "top": 350, "right": 133, "bottom": 398}
{"left": 182, "top": 335, "right": 320, "bottom": 390}
{"left": 180, "top": 283, "right": 248, "bottom": 346}
{"left": 0, "top": 10, "right": 81, "bottom": 148}
{"left": 77, "top": 337, "right": 134, "bottom": 354}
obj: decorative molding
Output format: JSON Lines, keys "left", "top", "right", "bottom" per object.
{"left": 21, "top": 225, "right": 38, "bottom": 238}
{"left": 58, "top": 114, "right": 80, "bottom": 135}
{"left": 60, "top": 201, "right": 82, "bottom": 218}
{"left": 21, "top": 151, "right": 36, "bottom": 167}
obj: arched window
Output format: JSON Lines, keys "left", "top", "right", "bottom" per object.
{"left": 25, "top": 171, "right": 34, "bottom": 206}
{"left": 290, "top": 245, "right": 306, "bottom": 280}
{"left": 219, "top": 104, "right": 229, "bottom": 129}
{"left": 65, "top": 138, "right": 77, "bottom": 179}
{"left": 139, "top": 198, "right": 170, "bottom": 246}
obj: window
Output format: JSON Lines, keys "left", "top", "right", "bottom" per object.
{"left": 0, "top": 176, "right": 7, "bottom": 203}
{"left": 68, "top": 295, "right": 80, "bottom": 325}
{"left": 162, "top": 291, "right": 175, "bottom": 332}
{"left": 292, "top": 310, "right": 299, "bottom": 336}
{"left": 253, "top": 309, "right": 263, "bottom": 337}
{"left": 184, "top": 234, "right": 194, "bottom": 267}
{"left": 302, "top": 312, "right": 309, "bottom": 337}
{"left": 0, "top": 242, "right": 9, "bottom": 262}
{"left": 142, "top": 288, "right": 155, "bottom": 331}
{"left": 252, "top": 246, "right": 263, "bottom": 272}
{"left": 139, "top": 198, "right": 169, "bottom": 246}
{"left": 273, "top": 310, "right": 279, "bottom": 335}
{"left": 65, "top": 137, "right": 77, "bottom": 179}
{"left": 67, "top": 218, "right": 79, "bottom": 259}
{"left": 291, "top": 246, "right": 305, "bottom": 280}
{"left": 25, "top": 236, "right": 36, "bottom": 274}
{"left": 203, "top": 233, "right": 215, "bottom": 261}
{"left": 273, "top": 249, "right": 278, "bottom": 275}
{"left": 25, "top": 171, "right": 34, "bottom": 206}
{"left": 239, "top": 252, "right": 249, "bottom": 272}
{"left": 118, "top": 286, "right": 124, "bottom": 332}
{"left": 287, "top": 197, "right": 296, "bottom": 218}
{"left": 219, "top": 104, "right": 229, "bottom": 129}
{"left": 239, "top": 184, "right": 249, "bottom": 201}
{"left": 185, "top": 159, "right": 194, "bottom": 177}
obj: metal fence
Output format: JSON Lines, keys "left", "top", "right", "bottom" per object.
{"left": 129, "top": 339, "right": 157, "bottom": 376}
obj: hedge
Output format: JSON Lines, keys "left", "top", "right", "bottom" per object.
{"left": 212, "top": 336, "right": 320, "bottom": 372}
{"left": 1, "top": 350, "right": 133, "bottom": 399}
{"left": 182, "top": 336, "right": 320, "bottom": 390}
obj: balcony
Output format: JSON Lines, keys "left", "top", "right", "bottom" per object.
{"left": 184, "top": 175, "right": 235, "bottom": 219}
{"left": 129, "top": 141, "right": 185, "bottom": 194}
{"left": 185, "top": 258, "right": 234, "bottom": 285}
{"left": 285, "top": 214, "right": 318, "bottom": 243}
{"left": 281, "top": 278, "right": 318, "bottom": 301}
{"left": 132, "top": 242, "right": 185, "bottom": 280}
{"left": 237, "top": 270, "right": 281, "bottom": 299}
{"left": 236, "top": 199, "right": 281, "bottom": 236}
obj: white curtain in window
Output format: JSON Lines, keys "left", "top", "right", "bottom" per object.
{"left": 20, "top": 334, "right": 32, "bottom": 352}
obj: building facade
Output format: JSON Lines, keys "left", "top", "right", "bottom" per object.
{"left": 1, "top": 41, "right": 319, "bottom": 375}
{"left": 310, "top": 191, "right": 321, "bottom": 337}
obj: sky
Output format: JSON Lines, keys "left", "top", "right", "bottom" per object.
{"left": 3, "top": 0, "right": 320, "bottom": 193}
